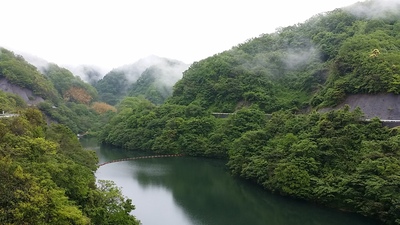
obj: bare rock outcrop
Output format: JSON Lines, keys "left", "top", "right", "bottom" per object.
{"left": 0, "top": 78, "right": 44, "bottom": 105}
{"left": 322, "top": 93, "right": 400, "bottom": 120}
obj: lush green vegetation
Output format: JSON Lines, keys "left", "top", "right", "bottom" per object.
{"left": 42, "top": 63, "right": 98, "bottom": 104}
{"left": 100, "top": 99, "right": 400, "bottom": 224}
{"left": 228, "top": 107, "right": 400, "bottom": 225}
{"left": 129, "top": 66, "right": 175, "bottom": 105}
{"left": 169, "top": 2, "right": 400, "bottom": 111}
{"left": 0, "top": 91, "right": 26, "bottom": 113}
{"left": 0, "top": 48, "right": 115, "bottom": 134}
{"left": 0, "top": 109, "right": 140, "bottom": 224}
{"left": 37, "top": 100, "right": 107, "bottom": 134}
{"left": 1, "top": 1, "right": 400, "bottom": 224}
{"left": 95, "top": 70, "right": 129, "bottom": 105}
{"left": 0, "top": 48, "right": 58, "bottom": 101}
{"left": 95, "top": 57, "right": 187, "bottom": 105}
{"left": 99, "top": 1, "right": 400, "bottom": 224}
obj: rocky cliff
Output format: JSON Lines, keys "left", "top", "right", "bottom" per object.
{"left": 0, "top": 78, "right": 44, "bottom": 105}
{"left": 322, "top": 93, "right": 400, "bottom": 120}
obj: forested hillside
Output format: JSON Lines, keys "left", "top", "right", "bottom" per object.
{"left": 1, "top": 0, "right": 400, "bottom": 224}
{"left": 0, "top": 48, "right": 117, "bottom": 134}
{"left": 0, "top": 109, "right": 140, "bottom": 224}
{"left": 169, "top": 0, "right": 400, "bottom": 112}
{"left": 95, "top": 56, "right": 188, "bottom": 105}
{"left": 99, "top": 1, "right": 400, "bottom": 224}
{"left": 0, "top": 48, "right": 58, "bottom": 102}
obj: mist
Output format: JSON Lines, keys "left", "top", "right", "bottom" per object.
{"left": 65, "top": 65, "right": 106, "bottom": 84}
{"left": 283, "top": 47, "right": 319, "bottom": 70}
{"left": 114, "top": 55, "right": 188, "bottom": 85}
{"left": 12, "top": 50, "right": 49, "bottom": 73}
{"left": 109, "top": 55, "right": 189, "bottom": 89}
{"left": 152, "top": 59, "right": 189, "bottom": 88}
{"left": 345, "top": 0, "right": 400, "bottom": 18}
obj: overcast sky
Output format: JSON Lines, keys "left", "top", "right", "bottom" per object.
{"left": 0, "top": 0, "right": 363, "bottom": 72}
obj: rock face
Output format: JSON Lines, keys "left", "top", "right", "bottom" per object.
{"left": 324, "top": 93, "right": 400, "bottom": 120}
{"left": 0, "top": 78, "right": 44, "bottom": 105}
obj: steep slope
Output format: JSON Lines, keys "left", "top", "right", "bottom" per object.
{"left": 321, "top": 93, "right": 400, "bottom": 120}
{"left": 128, "top": 60, "right": 188, "bottom": 104}
{"left": 0, "top": 48, "right": 111, "bottom": 133}
{"left": 99, "top": 1, "right": 400, "bottom": 224}
{"left": 0, "top": 48, "right": 58, "bottom": 102}
{"left": 41, "top": 63, "right": 98, "bottom": 104}
{"left": 168, "top": 0, "right": 400, "bottom": 113}
{"left": 0, "top": 78, "right": 44, "bottom": 105}
{"left": 95, "top": 56, "right": 188, "bottom": 105}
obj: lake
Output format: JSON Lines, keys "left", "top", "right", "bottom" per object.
{"left": 81, "top": 138, "right": 379, "bottom": 225}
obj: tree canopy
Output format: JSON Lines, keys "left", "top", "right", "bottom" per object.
{"left": 0, "top": 108, "right": 140, "bottom": 224}
{"left": 99, "top": 1, "right": 400, "bottom": 224}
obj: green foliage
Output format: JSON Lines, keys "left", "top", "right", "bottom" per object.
{"left": 42, "top": 63, "right": 98, "bottom": 102}
{"left": 96, "top": 58, "right": 187, "bottom": 105}
{"left": 95, "top": 70, "right": 129, "bottom": 105}
{"left": 308, "top": 6, "right": 400, "bottom": 107}
{"left": 0, "top": 48, "right": 58, "bottom": 101}
{"left": 37, "top": 98, "right": 114, "bottom": 136}
{"left": 86, "top": 180, "right": 139, "bottom": 225}
{"left": 169, "top": 28, "right": 322, "bottom": 112}
{"left": 0, "top": 109, "right": 140, "bottom": 224}
{"left": 0, "top": 90, "right": 27, "bottom": 112}
{"left": 129, "top": 66, "right": 172, "bottom": 105}
{"left": 101, "top": 98, "right": 400, "bottom": 225}
{"left": 227, "top": 108, "right": 400, "bottom": 224}
{"left": 0, "top": 48, "right": 105, "bottom": 135}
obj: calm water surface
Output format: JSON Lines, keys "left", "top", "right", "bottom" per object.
{"left": 81, "top": 138, "right": 380, "bottom": 225}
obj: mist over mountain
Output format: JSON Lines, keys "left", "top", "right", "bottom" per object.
{"left": 1, "top": 1, "right": 400, "bottom": 224}
{"left": 95, "top": 55, "right": 188, "bottom": 105}
{"left": 65, "top": 65, "right": 105, "bottom": 85}
{"left": 344, "top": 0, "right": 400, "bottom": 19}
{"left": 98, "top": 2, "right": 400, "bottom": 225}
{"left": 15, "top": 51, "right": 50, "bottom": 72}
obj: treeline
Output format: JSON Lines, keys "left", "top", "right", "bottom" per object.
{"left": 95, "top": 56, "right": 188, "bottom": 106}
{"left": 0, "top": 108, "right": 140, "bottom": 224}
{"left": 0, "top": 48, "right": 116, "bottom": 134}
{"left": 100, "top": 98, "right": 400, "bottom": 224}
{"left": 99, "top": 2, "right": 400, "bottom": 224}
{"left": 228, "top": 107, "right": 400, "bottom": 225}
{"left": 0, "top": 48, "right": 58, "bottom": 101}
{"left": 169, "top": 1, "right": 400, "bottom": 111}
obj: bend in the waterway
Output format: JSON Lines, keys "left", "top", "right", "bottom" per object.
{"left": 98, "top": 154, "right": 185, "bottom": 167}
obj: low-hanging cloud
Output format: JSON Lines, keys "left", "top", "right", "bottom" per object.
{"left": 14, "top": 51, "right": 50, "bottom": 73}
{"left": 344, "top": 0, "right": 400, "bottom": 19}
{"left": 283, "top": 46, "right": 320, "bottom": 70}
{"left": 115, "top": 55, "right": 189, "bottom": 87}
{"left": 65, "top": 65, "right": 106, "bottom": 84}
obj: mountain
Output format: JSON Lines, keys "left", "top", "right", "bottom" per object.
{"left": 12, "top": 51, "right": 105, "bottom": 85}
{"left": 99, "top": 1, "right": 400, "bottom": 225}
{"left": 168, "top": 0, "right": 400, "bottom": 113}
{"left": 0, "top": 48, "right": 115, "bottom": 133}
{"left": 95, "top": 55, "right": 188, "bottom": 105}
{"left": 65, "top": 65, "right": 104, "bottom": 85}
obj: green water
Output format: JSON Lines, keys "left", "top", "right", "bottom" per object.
{"left": 81, "top": 138, "right": 380, "bottom": 225}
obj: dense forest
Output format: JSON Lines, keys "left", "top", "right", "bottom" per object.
{"left": 0, "top": 109, "right": 140, "bottom": 224}
{"left": 0, "top": 47, "right": 117, "bottom": 134}
{"left": 99, "top": 1, "right": 400, "bottom": 225}
{"left": 95, "top": 56, "right": 188, "bottom": 105}
{"left": 1, "top": 0, "right": 400, "bottom": 224}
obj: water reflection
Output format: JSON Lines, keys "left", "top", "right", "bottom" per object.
{"left": 82, "top": 138, "right": 380, "bottom": 225}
